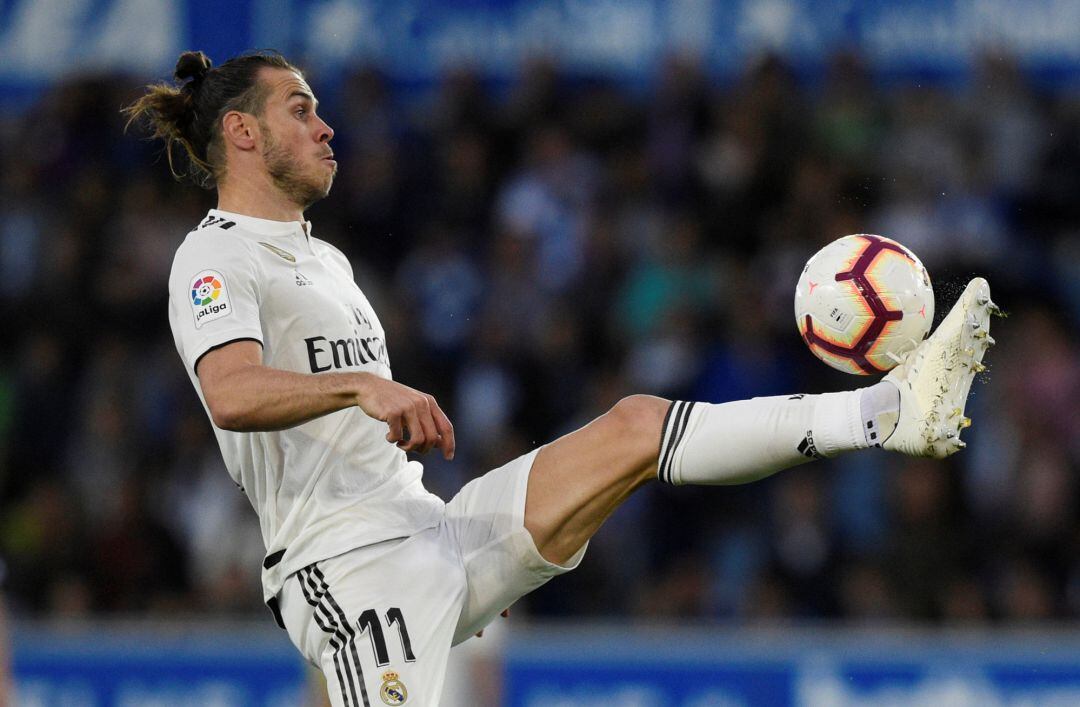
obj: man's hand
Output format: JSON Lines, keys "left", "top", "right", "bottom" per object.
{"left": 355, "top": 374, "right": 455, "bottom": 460}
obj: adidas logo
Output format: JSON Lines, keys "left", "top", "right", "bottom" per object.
{"left": 199, "top": 215, "right": 235, "bottom": 230}
{"left": 797, "top": 431, "right": 821, "bottom": 459}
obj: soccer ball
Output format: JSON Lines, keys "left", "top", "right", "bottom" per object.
{"left": 795, "top": 234, "right": 934, "bottom": 375}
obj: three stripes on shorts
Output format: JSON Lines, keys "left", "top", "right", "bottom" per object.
{"left": 658, "top": 400, "right": 696, "bottom": 485}
{"left": 298, "top": 565, "right": 371, "bottom": 707}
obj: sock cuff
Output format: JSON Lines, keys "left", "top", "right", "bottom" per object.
{"left": 657, "top": 400, "right": 701, "bottom": 484}
{"left": 810, "top": 390, "right": 867, "bottom": 457}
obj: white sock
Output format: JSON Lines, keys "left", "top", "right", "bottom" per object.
{"left": 860, "top": 380, "right": 900, "bottom": 447}
{"left": 660, "top": 383, "right": 898, "bottom": 486}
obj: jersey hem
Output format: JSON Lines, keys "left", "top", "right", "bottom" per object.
{"left": 262, "top": 519, "right": 442, "bottom": 607}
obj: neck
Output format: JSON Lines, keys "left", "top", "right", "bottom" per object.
{"left": 217, "top": 170, "right": 305, "bottom": 223}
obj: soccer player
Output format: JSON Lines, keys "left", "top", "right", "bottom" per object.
{"left": 127, "top": 51, "right": 996, "bottom": 706}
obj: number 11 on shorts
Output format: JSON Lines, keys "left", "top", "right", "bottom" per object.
{"left": 357, "top": 607, "right": 416, "bottom": 666}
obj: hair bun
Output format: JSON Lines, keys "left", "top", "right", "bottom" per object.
{"left": 175, "top": 51, "right": 212, "bottom": 84}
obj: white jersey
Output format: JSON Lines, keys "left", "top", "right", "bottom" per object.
{"left": 167, "top": 209, "right": 444, "bottom": 605}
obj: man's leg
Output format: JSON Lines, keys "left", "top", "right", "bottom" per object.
{"left": 524, "top": 395, "right": 666, "bottom": 566}
{"left": 441, "top": 388, "right": 879, "bottom": 637}
{"left": 526, "top": 278, "right": 998, "bottom": 566}
{"left": 524, "top": 389, "right": 877, "bottom": 564}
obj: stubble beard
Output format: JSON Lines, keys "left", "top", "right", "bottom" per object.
{"left": 261, "top": 123, "right": 335, "bottom": 211}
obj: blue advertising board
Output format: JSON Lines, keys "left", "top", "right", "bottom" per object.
{"left": 12, "top": 622, "right": 306, "bottom": 707}
{"left": 11, "top": 622, "right": 1080, "bottom": 706}
{"left": 502, "top": 626, "right": 1080, "bottom": 707}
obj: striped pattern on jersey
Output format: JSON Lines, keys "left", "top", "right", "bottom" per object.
{"left": 298, "top": 565, "right": 371, "bottom": 707}
{"left": 658, "top": 400, "right": 696, "bottom": 484}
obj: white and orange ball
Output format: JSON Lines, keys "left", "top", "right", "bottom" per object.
{"left": 795, "top": 234, "right": 934, "bottom": 375}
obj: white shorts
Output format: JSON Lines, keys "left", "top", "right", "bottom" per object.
{"left": 276, "top": 449, "right": 587, "bottom": 706}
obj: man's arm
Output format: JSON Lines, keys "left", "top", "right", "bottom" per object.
{"left": 197, "top": 340, "right": 455, "bottom": 458}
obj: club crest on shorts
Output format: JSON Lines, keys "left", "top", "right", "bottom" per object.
{"left": 379, "top": 669, "right": 408, "bottom": 705}
{"left": 189, "top": 269, "right": 231, "bottom": 329}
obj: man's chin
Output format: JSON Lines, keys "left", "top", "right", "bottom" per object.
{"left": 300, "top": 180, "right": 333, "bottom": 210}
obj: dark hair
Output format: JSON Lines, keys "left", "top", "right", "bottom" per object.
{"left": 123, "top": 50, "right": 300, "bottom": 188}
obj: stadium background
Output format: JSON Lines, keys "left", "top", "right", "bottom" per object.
{"left": 1, "top": 0, "right": 1079, "bottom": 704}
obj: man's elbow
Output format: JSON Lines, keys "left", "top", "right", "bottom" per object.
{"left": 207, "top": 397, "right": 250, "bottom": 432}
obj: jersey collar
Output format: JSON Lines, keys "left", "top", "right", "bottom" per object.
{"left": 209, "top": 208, "right": 312, "bottom": 238}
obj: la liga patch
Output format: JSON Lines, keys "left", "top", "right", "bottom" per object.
{"left": 190, "top": 269, "right": 232, "bottom": 329}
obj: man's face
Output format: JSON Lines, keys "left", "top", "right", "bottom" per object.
{"left": 256, "top": 68, "right": 337, "bottom": 210}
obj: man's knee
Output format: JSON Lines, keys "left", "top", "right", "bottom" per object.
{"left": 604, "top": 394, "right": 670, "bottom": 456}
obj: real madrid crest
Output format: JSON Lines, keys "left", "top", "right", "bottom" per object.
{"left": 379, "top": 669, "right": 408, "bottom": 705}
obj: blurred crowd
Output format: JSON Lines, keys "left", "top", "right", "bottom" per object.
{"left": 0, "top": 50, "right": 1077, "bottom": 625}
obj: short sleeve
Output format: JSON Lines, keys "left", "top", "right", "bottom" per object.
{"left": 168, "top": 233, "right": 265, "bottom": 374}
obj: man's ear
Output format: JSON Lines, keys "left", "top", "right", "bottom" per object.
{"left": 221, "top": 111, "right": 258, "bottom": 152}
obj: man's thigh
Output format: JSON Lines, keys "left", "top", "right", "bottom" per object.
{"left": 278, "top": 532, "right": 467, "bottom": 707}
{"left": 523, "top": 395, "right": 667, "bottom": 564}
{"left": 445, "top": 449, "right": 587, "bottom": 645}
